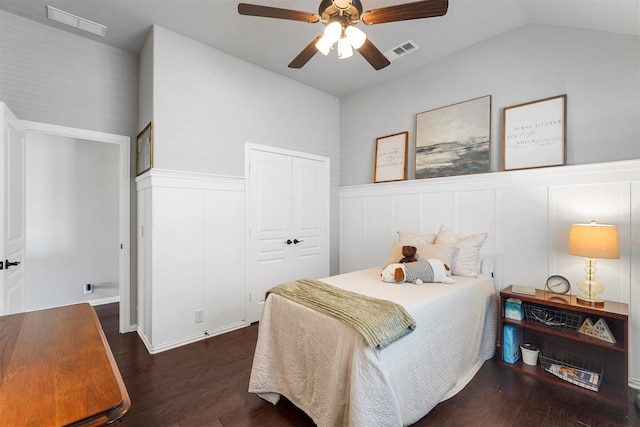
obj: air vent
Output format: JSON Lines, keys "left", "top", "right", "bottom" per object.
{"left": 384, "top": 40, "right": 419, "bottom": 62}
{"left": 47, "top": 5, "right": 107, "bottom": 37}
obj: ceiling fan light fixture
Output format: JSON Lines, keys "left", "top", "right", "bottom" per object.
{"left": 315, "top": 35, "right": 333, "bottom": 55}
{"left": 337, "top": 37, "right": 353, "bottom": 59}
{"left": 345, "top": 25, "right": 366, "bottom": 49}
{"left": 323, "top": 21, "right": 342, "bottom": 44}
{"left": 238, "top": 0, "right": 448, "bottom": 70}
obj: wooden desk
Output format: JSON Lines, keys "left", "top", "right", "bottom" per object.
{"left": 0, "top": 303, "right": 130, "bottom": 426}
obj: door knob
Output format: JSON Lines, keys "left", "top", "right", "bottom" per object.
{"left": 293, "top": 239, "right": 304, "bottom": 244}
{"left": 5, "top": 260, "right": 21, "bottom": 269}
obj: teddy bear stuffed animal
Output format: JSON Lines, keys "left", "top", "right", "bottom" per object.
{"left": 399, "top": 245, "right": 417, "bottom": 263}
{"left": 381, "top": 259, "right": 455, "bottom": 284}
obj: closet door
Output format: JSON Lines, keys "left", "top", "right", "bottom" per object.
{"left": 290, "top": 156, "right": 327, "bottom": 280}
{"left": 246, "top": 146, "right": 329, "bottom": 323}
{"left": 247, "top": 149, "right": 292, "bottom": 324}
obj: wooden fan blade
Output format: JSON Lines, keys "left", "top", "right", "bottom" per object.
{"left": 238, "top": 3, "right": 319, "bottom": 23}
{"left": 357, "top": 39, "right": 391, "bottom": 70}
{"left": 361, "top": 0, "right": 448, "bottom": 25}
{"left": 289, "top": 35, "right": 323, "bottom": 69}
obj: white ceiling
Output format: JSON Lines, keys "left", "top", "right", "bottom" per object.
{"left": 1, "top": 0, "right": 638, "bottom": 97}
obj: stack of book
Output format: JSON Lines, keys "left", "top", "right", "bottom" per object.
{"left": 547, "top": 364, "right": 601, "bottom": 391}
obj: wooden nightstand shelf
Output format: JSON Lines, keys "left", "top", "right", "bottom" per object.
{"left": 499, "top": 285, "right": 629, "bottom": 407}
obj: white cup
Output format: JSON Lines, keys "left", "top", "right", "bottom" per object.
{"left": 520, "top": 344, "right": 540, "bottom": 366}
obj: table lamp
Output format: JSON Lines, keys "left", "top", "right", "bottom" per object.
{"left": 568, "top": 221, "right": 619, "bottom": 306}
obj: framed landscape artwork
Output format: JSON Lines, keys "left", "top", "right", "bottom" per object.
{"left": 136, "top": 121, "right": 153, "bottom": 176}
{"left": 374, "top": 131, "right": 408, "bottom": 183}
{"left": 415, "top": 95, "right": 491, "bottom": 179}
{"left": 503, "top": 94, "right": 567, "bottom": 171}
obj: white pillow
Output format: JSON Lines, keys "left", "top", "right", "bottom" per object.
{"left": 434, "top": 224, "right": 458, "bottom": 244}
{"left": 385, "top": 240, "right": 407, "bottom": 266}
{"left": 415, "top": 243, "right": 454, "bottom": 266}
{"left": 435, "top": 224, "right": 488, "bottom": 277}
{"left": 384, "top": 240, "right": 403, "bottom": 267}
{"left": 397, "top": 231, "right": 436, "bottom": 246}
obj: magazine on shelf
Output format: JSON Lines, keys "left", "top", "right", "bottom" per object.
{"left": 547, "top": 363, "right": 600, "bottom": 391}
{"left": 511, "top": 285, "right": 536, "bottom": 295}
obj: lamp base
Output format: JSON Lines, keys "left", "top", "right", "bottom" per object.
{"left": 576, "top": 279, "right": 605, "bottom": 307}
{"left": 576, "top": 294, "right": 605, "bottom": 307}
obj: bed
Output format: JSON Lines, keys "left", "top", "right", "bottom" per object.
{"left": 248, "top": 266, "right": 497, "bottom": 427}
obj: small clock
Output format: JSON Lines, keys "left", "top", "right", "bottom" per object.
{"left": 545, "top": 275, "right": 571, "bottom": 295}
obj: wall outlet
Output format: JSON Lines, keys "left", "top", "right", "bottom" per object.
{"left": 83, "top": 283, "right": 93, "bottom": 295}
{"left": 194, "top": 309, "right": 204, "bottom": 323}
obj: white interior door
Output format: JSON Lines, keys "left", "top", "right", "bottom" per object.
{"left": 1, "top": 103, "right": 26, "bottom": 315}
{"left": 291, "top": 157, "right": 328, "bottom": 279}
{"left": 247, "top": 148, "right": 292, "bottom": 323}
{"left": 246, "top": 144, "right": 329, "bottom": 323}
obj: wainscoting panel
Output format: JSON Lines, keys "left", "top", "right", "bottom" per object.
{"left": 136, "top": 170, "right": 245, "bottom": 353}
{"left": 417, "top": 191, "right": 454, "bottom": 234}
{"left": 339, "top": 160, "right": 639, "bottom": 386}
{"left": 339, "top": 196, "right": 366, "bottom": 273}
{"left": 364, "top": 195, "right": 394, "bottom": 267}
{"left": 339, "top": 161, "right": 638, "bottom": 291}
{"left": 204, "top": 188, "right": 246, "bottom": 334}
{"left": 390, "top": 193, "right": 421, "bottom": 239}
{"left": 453, "top": 188, "right": 497, "bottom": 261}
{"left": 497, "top": 186, "right": 549, "bottom": 288}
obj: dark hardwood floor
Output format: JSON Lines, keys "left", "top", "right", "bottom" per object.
{"left": 95, "top": 303, "right": 639, "bottom": 426}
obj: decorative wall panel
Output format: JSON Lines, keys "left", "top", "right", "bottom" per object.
{"left": 339, "top": 160, "right": 640, "bottom": 385}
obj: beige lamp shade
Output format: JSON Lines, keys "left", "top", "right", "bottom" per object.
{"left": 568, "top": 222, "right": 619, "bottom": 259}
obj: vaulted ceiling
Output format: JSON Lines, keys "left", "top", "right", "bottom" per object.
{"left": 1, "top": 0, "right": 638, "bottom": 97}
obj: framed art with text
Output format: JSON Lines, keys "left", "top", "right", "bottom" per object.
{"left": 136, "top": 121, "right": 153, "bottom": 176}
{"left": 503, "top": 94, "right": 567, "bottom": 171}
{"left": 415, "top": 95, "right": 491, "bottom": 179}
{"left": 374, "top": 131, "right": 407, "bottom": 183}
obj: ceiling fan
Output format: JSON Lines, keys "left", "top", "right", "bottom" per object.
{"left": 238, "top": 0, "right": 448, "bottom": 70}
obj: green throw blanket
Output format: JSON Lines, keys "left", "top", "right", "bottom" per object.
{"left": 267, "top": 278, "right": 416, "bottom": 349}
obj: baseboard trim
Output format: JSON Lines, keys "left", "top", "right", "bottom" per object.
{"left": 137, "top": 321, "right": 248, "bottom": 354}
{"left": 88, "top": 296, "right": 120, "bottom": 306}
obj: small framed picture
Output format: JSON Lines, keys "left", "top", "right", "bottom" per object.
{"left": 374, "top": 132, "right": 407, "bottom": 183}
{"left": 503, "top": 94, "right": 567, "bottom": 171}
{"left": 136, "top": 121, "right": 153, "bottom": 176}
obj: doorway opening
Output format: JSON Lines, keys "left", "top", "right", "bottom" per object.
{"left": 24, "top": 121, "right": 131, "bottom": 332}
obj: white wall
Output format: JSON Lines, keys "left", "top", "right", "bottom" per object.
{"left": 339, "top": 25, "right": 640, "bottom": 186}
{"left": 25, "top": 133, "right": 119, "bottom": 309}
{"left": 0, "top": 11, "right": 138, "bottom": 138}
{"left": 140, "top": 25, "right": 342, "bottom": 274}
{"left": 148, "top": 26, "right": 340, "bottom": 178}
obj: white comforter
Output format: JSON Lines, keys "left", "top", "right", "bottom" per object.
{"left": 248, "top": 268, "right": 497, "bottom": 427}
